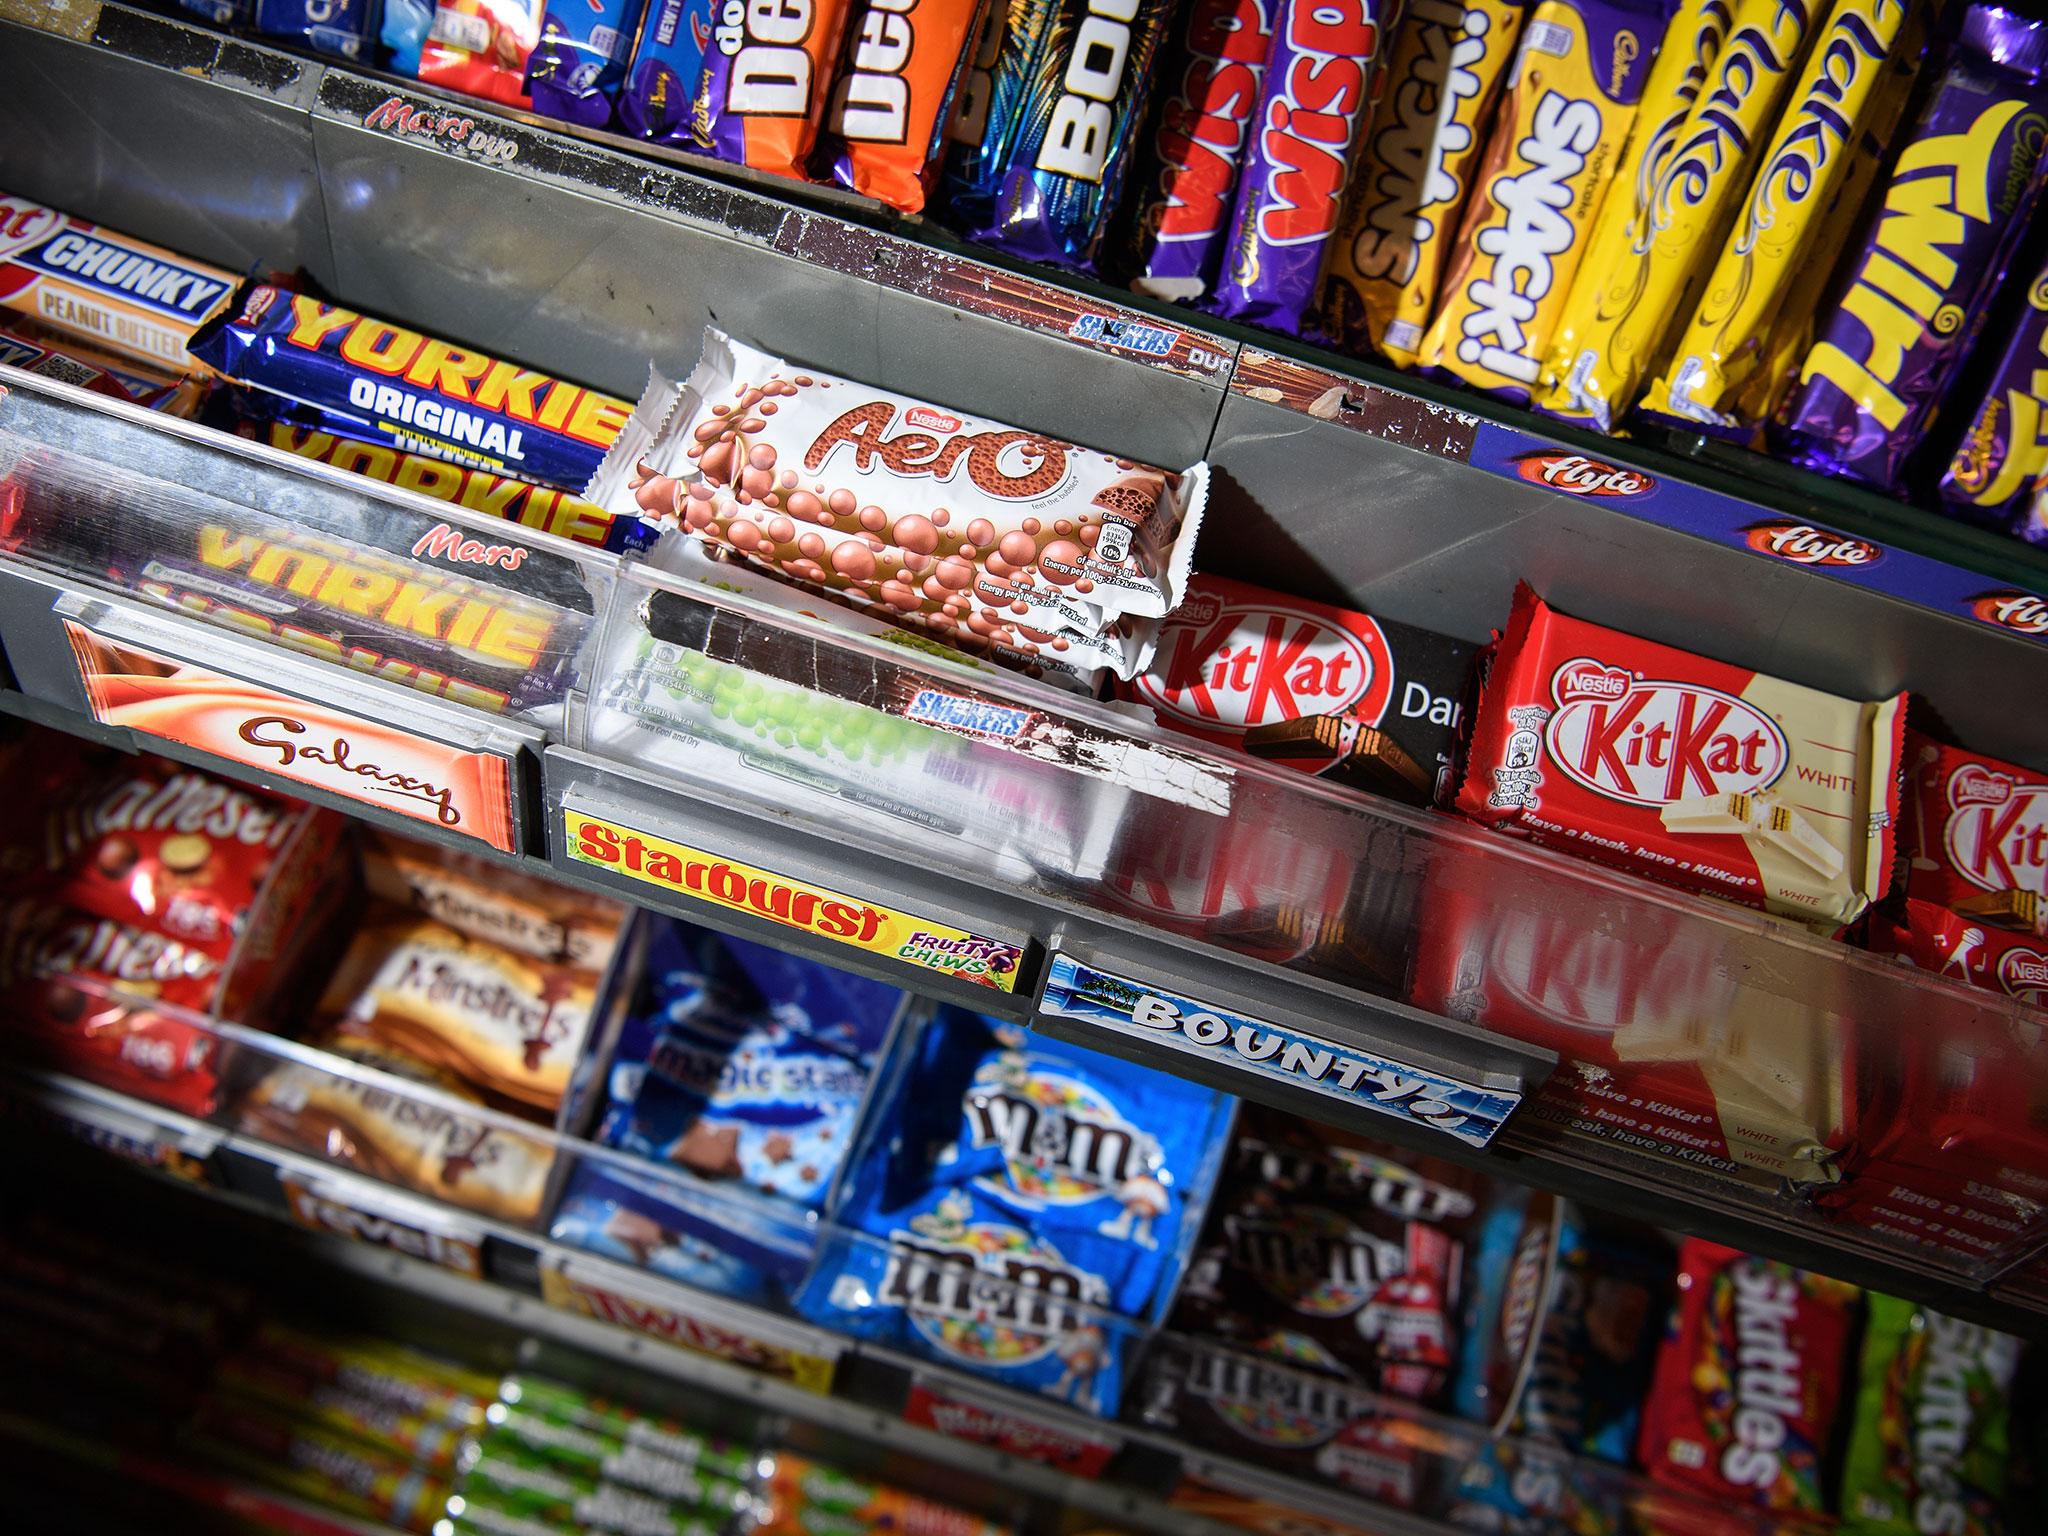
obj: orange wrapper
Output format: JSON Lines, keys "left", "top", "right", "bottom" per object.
{"left": 823, "top": 0, "right": 993, "bottom": 210}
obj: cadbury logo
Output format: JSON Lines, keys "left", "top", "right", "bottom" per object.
{"left": 1968, "top": 589, "right": 2048, "bottom": 636}
{"left": 1545, "top": 666, "right": 1786, "bottom": 807}
{"left": 1740, "top": 518, "right": 1881, "bottom": 567}
{"left": 362, "top": 96, "right": 518, "bottom": 163}
{"left": 1511, "top": 451, "right": 1654, "bottom": 498}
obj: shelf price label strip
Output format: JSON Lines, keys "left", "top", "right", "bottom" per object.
{"left": 902, "top": 1371, "right": 1123, "bottom": 1476}
{"left": 277, "top": 1169, "right": 488, "bottom": 1279}
{"left": 1037, "top": 953, "right": 1524, "bottom": 1149}
{"left": 25, "top": 1078, "right": 223, "bottom": 1181}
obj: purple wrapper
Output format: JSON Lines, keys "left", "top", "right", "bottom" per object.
{"left": 620, "top": 0, "right": 717, "bottom": 145}
{"left": 1210, "top": 0, "right": 1390, "bottom": 330}
{"left": 695, "top": 0, "right": 855, "bottom": 179}
{"left": 1941, "top": 256, "right": 2048, "bottom": 522}
{"left": 2019, "top": 479, "right": 2048, "bottom": 544}
{"left": 1120, "top": 0, "right": 1280, "bottom": 301}
{"left": 528, "top": 0, "right": 649, "bottom": 128}
{"left": 1784, "top": 3, "right": 2048, "bottom": 491}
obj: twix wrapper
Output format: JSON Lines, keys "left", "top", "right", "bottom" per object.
{"left": 1320, "top": 0, "right": 1528, "bottom": 365}
{"left": 1456, "top": 584, "right": 1905, "bottom": 930}
{"left": 1418, "top": 0, "right": 1660, "bottom": 401}
{"left": 1542, "top": 0, "right": 1823, "bottom": 431}
{"left": 1644, "top": 0, "right": 1917, "bottom": 434}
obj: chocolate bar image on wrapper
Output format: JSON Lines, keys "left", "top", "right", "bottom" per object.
{"left": 1243, "top": 716, "right": 1431, "bottom": 800}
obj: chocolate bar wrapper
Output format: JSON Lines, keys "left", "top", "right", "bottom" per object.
{"left": 1320, "top": 0, "right": 1528, "bottom": 365}
{"left": 1784, "top": 3, "right": 2048, "bottom": 490}
{"left": 528, "top": 0, "right": 652, "bottom": 128}
{"left": 1897, "top": 729, "right": 2048, "bottom": 927}
{"left": 1941, "top": 254, "right": 2048, "bottom": 522}
{"left": 974, "top": 0, "right": 1177, "bottom": 269}
{"left": 1116, "top": 572, "right": 1474, "bottom": 806}
{"left": 1419, "top": 0, "right": 1660, "bottom": 400}
{"left": 1456, "top": 584, "right": 1905, "bottom": 929}
{"left": 823, "top": 0, "right": 990, "bottom": 212}
{"left": 1838, "top": 1296, "right": 2020, "bottom": 1536}
{"left": 0, "top": 190, "right": 235, "bottom": 373}
{"left": 694, "top": 0, "right": 857, "bottom": 180}
{"left": 1118, "top": 0, "right": 1279, "bottom": 301}
{"left": 254, "top": 0, "right": 375, "bottom": 58}
{"left": 1211, "top": 0, "right": 1393, "bottom": 330}
{"left": 551, "top": 1163, "right": 781, "bottom": 1303}
{"left": 619, "top": 0, "right": 718, "bottom": 145}
{"left": 1635, "top": 1239, "right": 1858, "bottom": 1514}
{"left": 0, "top": 323, "right": 147, "bottom": 404}
{"left": 361, "top": 829, "right": 627, "bottom": 972}
{"left": 939, "top": 0, "right": 1059, "bottom": 226}
{"left": 1541, "top": 0, "right": 1821, "bottom": 431}
{"left": 191, "top": 1400, "right": 448, "bottom": 1533}
{"left": 0, "top": 311, "right": 211, "bottom": 414}
{"left": 245, "top": 1322, "right": 495, "bottom": 1424}
{"left": 190, "top": 285, "right": 631, "bottom": 493}
{"left": 588, "top": 327, "right": 1206, "bottom": 643}
{"left": 421, "top": 0, "right": 543, "bottom": 108}
{"left": 1644, "top": 0, "right": 1917, "bottom": 433}
{"left": 255, "top": 421, "right": 655, "bottom": 553}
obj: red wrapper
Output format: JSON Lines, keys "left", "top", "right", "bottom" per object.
{"left": 420, "top": 1, "right": 541, "bottom": 107}
{"left": 1456, "top": 585, "right": 1905, "bottom": 930}
{"left": 1636, "top": 1239, "right": 1858, "bottom": 1515}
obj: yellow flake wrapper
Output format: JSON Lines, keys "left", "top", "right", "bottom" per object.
{"left": 1419, "top": 0, "right": 1663, "bottom": 400}
{"left": 1320, "top": 0, "right": 1529, "bottom": 367}
{"left": 1643, "top": 0, "right": 1916, "bottom": 432}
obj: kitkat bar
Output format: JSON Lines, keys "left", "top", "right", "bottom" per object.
{"left": 1636, "top": 1239, "right": 1859, "bottom": 1517}
{"left": 1118, "top": 574, "right": 1474, "bottom": 806}
{"left": 1457, "top": 585, "right": 1905, "bottom": 930}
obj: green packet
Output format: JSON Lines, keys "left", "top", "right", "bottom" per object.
{"left": 446, "top": 1491, "right": 722, "bottom": 1536}
{"left": 1840, "top": 1295, "right": 2022, "bottom": 1536}
{"left": 461, "top": 1439, "right": 750, "bottom": 1530}
{"left": 498, "top": 1376, "right": 759, "bottom": 1483}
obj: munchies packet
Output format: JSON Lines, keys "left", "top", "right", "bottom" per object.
{"left": 1457, "top": 585, "right": 1906, "bottom": 931}
{"left": 1636, "top": 1238, "right": 1860, "bottom": 1515}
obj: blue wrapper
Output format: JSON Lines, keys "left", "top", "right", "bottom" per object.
{"left": 619, "top": 0, "right": 718, "bottom": 143}
{"left": 551, "top": 1163, "right": 783, "bottom": 1303}
{"left": 1446, "top": 1438, "right": 1626, "bottom": 1536}
{"left": 941, "top": 0, "right": 1061, "bottom": 228}
{"left": 383, "top": 0, "right": 437, "bottom": 75}
{"left": 972, "top": 0, "right": 1180, "bottom": 268}
{"left": 796, "top": 1008, "right": 1234, "bottom": 1414}
{"left": 529, "top": 0, "right": 652, "bottom": 128}
{"left": 188, "top": 285, "right": 632, "bottom": 494}
{"left": 181, "top": 0, "right": 251, "bottom": 21}
{"left": 1453, "top": 1186, "right": 1556, "bottom": 1428}
{"left": 254, "top": 0, "right": 375, "bottom": 58}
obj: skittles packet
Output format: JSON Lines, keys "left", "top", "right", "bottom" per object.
{"left": 974, "top": 0, "right": 1178, "bottom": 268}
{"left": 528, "top": 0, "right": 651, "bottom": 128}
{"left": 821, "top": 0, "right": 990, "bottom": 211}
{"left": 1212, "top": 0, "right": 1391, "bottom": 330}
{"left": 1120, "top": 0, "right": 1279, "bottom": 302}
{"left": 1644, "top": 0, "right": 1917, "bottom": 434}
{"left": 1541, "top": 0, "right": 1820, "bottom": 432}
{"left": 1838, "top": 1296, "right": 2022, "bottom": 1536}
{"left": 1941, "top": 252, "right": 2048, "bottom": 526}
{"left": 1419, "top": 0, "right": 1660, "bottom": 401}
{"left": 619, "top": 0, "right": 718, "bottom": 145}
{"left": 1636, "top": 1238, "right": 1859, "bottom": 1516}
{"left": 1784, "top": 3, "right": 2048, "bottom": 491}
{"left": 694, "top": 0, "right": 857, "bottom": 180}
{"left": 796, "top": 1008, "right": 1233, "bottom": 1415}
{"left": 421, "top": 0, "right": 544, "bottom": 107}
{"left": 1320, "top": 0, "right": 1528, "bottom": 365}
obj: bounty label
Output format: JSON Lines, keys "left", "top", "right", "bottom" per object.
{"left": 1038, "top": 953, "right": 1522, "bottom": 1147}
{"left": 562, "top": 809, "right": 1024, "bottom": 990}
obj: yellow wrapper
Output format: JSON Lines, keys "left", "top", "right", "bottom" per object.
{"left": 1320, "top": 0, "right": 1528, "bottom": 367}
{"left": 1419, "top": 0, "right": 1660, "bottom": 399}
{"left": 1643, "top": 0, "right": 1916, "bottom": 431}
{"left": 1540, "top": 0, "right": 1818, "bottom": 430}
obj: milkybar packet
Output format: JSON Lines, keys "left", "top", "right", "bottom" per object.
{"left": 313, "top": 908, "right": 601, "bottom": 1117}
{"left": 1457, "top": 585, "right": 1906, "bottom": 930}
{"left": 1418, "top": 0, "right": 1660, "bottom": 401}
{"left": 1643, "top": 0, "right": 1917, "bottom": 433}
{"left": 359, "top": 829, "right": 626, "bottom": 973}
{"left": 1541, "top": 0, "right": 1819, "bottom": 430}
{"left": 587, "top": 327, "right": 1206, "bottom": 672}
{"left": 1321, "top": 0, "right": 1528, "bottom": 367}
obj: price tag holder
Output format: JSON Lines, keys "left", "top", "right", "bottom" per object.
{"left": 903, "top": 1372, "right": 1122, "bottom": 1476}
{"left": 539, "top": 1251, "right": 843, "bottom": 1393}
{"left": 1037, "top": 951, "right": 1527, "bottom": 1149}
{"left": 278, "top": 1170, "right": 488, "bottom": 1278}
{"left": 43, "top": 1088, "right": 222, "bottom": 1183}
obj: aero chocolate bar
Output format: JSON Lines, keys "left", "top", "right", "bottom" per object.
{"left": 1119, "top": 574, "right": 1475, "bottom": 806}
{"left": 1458, "top": 585, "right": 1905, "bottom": 929}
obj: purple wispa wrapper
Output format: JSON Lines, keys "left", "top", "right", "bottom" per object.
{"left": 694, "top": 0, "right": 856, "bottom": 179}
{"left": 2017, "top": 479, "right": 2048, "bottom": 544}
{"left": 1210, "top": 0, "right": 1390, "bottom": 330}
{"left": 1784, "top": 3, "right": 2048, "bottom": 491}
{"left": 1940, "top": 256, "right": 2048, "bottom": 521}
{"left": 1120, "top": 0, "right": 1280, "bottom": 301}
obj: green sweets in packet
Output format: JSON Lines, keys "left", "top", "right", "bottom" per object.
{"left": 1840, "top": 1294, "right": 2022, "bottom": 1535}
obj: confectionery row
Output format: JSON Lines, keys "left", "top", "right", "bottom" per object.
{"left": 135, "top": 0, "right": 2048, "bottom": 546}
{"left": 0, "top": 726, "right": 2040, "bottom": 1533}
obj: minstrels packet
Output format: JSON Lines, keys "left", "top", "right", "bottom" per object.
{"left": 1320, "top": 0, "right": 1528, "bottom": 365}
{"left": 1418, "top": 0, "right": 1662, "bottom": 401}
{"left": 1540, "top": 0, "right": 1821, "bottom": 431}
{"left": 586, "top": 326, "right": 1206, "bottom": 658}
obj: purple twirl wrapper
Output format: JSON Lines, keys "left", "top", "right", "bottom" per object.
{"left": 1941, "top": 256, "right": 2048, "bottom": 523}
{"left": 1210, "top": 0, "right": 1389, "bottom": 330}
{"left": 1120, "top": 0, "right": 1280, "bottom": 301}
{"left": 695, "top": 0, "right": 856, "bottom": 179}
{"left": 1784, "top": 4, "right": 2048, "bottom": 492}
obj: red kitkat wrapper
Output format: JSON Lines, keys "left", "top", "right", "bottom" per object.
{"left": 1456, "top": 585, "right": 1905, "bottom": 930}
{"left": 1636, "top": 1238, "right": 1858, "bottom": 1515}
